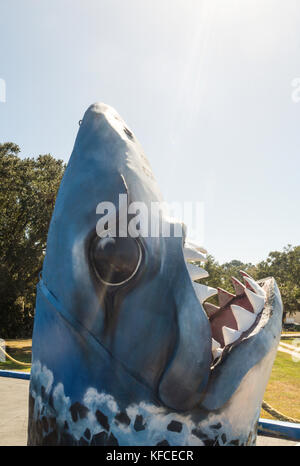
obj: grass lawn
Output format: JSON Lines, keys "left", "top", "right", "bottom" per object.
{"left": 0, "top": 339, "right": 31, "bottom": 372}
{"left": 0, "top": 338, "right": 299, "bottom": 421}
{"left": 260, "top": 351, "right": 300, "bottom": 420}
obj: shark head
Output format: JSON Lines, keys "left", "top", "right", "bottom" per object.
{"left": 28, "top": 103, "right": 283, "bottom": 446}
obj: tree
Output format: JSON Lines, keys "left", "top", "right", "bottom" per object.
{"left": 253, "top": 245, "right": 300, "bottom": 321}
{"left": 202, "top": 246, "right": 300, "bottom": 322}
{"left": 202, "top": 256, "right": 253, "bottom": 294}
{"left": 0, "top": 143, "right": 65, "bottom": 338}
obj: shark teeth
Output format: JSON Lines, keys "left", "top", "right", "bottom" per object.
{"left": 212, "top": 338, "right": 221, "bottom": 350}
{"left": 182, "top": 245, "right": 266, "bottom": 361}
{"left": 212, "top": 338, "right": 223, "bottom": 360}
{"left": 222, "top": 326, "right": 242, "bottom": 346}
{"left": 240, "top": 270, "right": 252, "bottom": 279}
{"left": 231, "top": 304, "right": 256, "bottom": 332}
{"left": 207, "top": 272, "right": 267, "bottom": 364}
{"left": 184, "top": 246, "right": 207, "bottom": 262}
{"left": 213, "top": 348, "right": 223, "bottom": 360}
{"left": 217, "top": 288, "right": 235, "bottom": 307}
{"left": 187, "top": 263, "right": 209, "bottom": 280}
{"left": 193, "top": 282, "right": 217, "bottom": 303}
{"left": 243, "top": 276, "right": 266, "bottom": 298}
{"left": 244, "top": 287, "right": 265, "bottom": 314}
{"left": 231, "top": 276, "right": 245, "bottom": 296}
{"left": 204, "top": 302, "right": 220, "bottom": 318}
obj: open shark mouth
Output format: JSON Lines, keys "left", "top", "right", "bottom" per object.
{"left": 184, "top": 252, "right": 268, "bottom": 368}
{"left": 180, "top": 239, "right": 280, "bottom": 385}
{"left": 27, "top": 103, "right": 283, "bottom": 446}
{"left": 210, "top": 274, "right": 267, "bottom": 367}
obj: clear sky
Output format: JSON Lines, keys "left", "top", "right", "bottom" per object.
{"left": 1, "top": 0, "right": 299, "bottom": 264}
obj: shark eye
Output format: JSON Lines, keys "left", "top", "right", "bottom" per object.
{"left": 91, "top": 236, "right": 142, "bottom": 286}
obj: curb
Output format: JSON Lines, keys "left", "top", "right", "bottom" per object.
{"left": 0, "top": 370, "right": 30, "bottom": 380}
{"left": 258, "top": 419, "right": 300, "bottom": 441}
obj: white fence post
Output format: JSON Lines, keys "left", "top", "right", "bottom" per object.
{"left": 0, "top": 339, "right": 6, "bottom": 362}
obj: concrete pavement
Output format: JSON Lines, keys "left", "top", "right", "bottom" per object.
{"left": 256, "top": 436, "right": 298, "bottom": 446}
{"left": 0, "top": 376, "right": 298, "bottom": 446}
{"left": 0, "top": 377, "right": 29, "bottom": 446}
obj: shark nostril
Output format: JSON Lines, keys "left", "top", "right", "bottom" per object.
{"left": 124, "top": 127, "right": 134, "bottom": 140}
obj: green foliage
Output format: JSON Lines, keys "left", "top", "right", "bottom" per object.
{"left": 202, "top": 246, "right": 300, "bottom": 321}
{"left": 253, "top": 245, "right": 300, "bottom": 319}
{"left": 0, "top": 143, "right": 65, "bottom": 338}
{"left": 201, "top": 257, "right": 255, "bottom": 305}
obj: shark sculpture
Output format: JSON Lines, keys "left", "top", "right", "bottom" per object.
{"left": 27, "top": 103, "right": 283, "bottom": 446}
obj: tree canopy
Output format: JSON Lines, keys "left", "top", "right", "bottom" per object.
{"left": 202, "top": 246, "right": 300, "bottom": 322}
{"left": 0, "top": 143, "right": 65, "bottom": 337}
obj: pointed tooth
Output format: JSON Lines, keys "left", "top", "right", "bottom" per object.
{"left": 222, "top": 326, "right": 242, "bottom": 346}
{"left": 212, "top": 338, "right": 222, "bottom": 360}
{"left": 193, "top": 282, "right": 217, "bottom": 303}
{"left": 231, "top": 276, "right": 245, "bottom": 296}
{"left": 231, "top": 304, "right": 256, "bottom": 332}
{"left": 243, "top": 276, "right": 266, "bottom": 298}
{"left": 212, "top": 338, "right": 221, "bottom": 350}
{"left": 217, "top": 287, "right": 235, "bottom": 307}
{"left": 185, "top": 240, "right": 207, "bottom": 254}
{"left": 245, "top": 288, "right": 265, "bottom": 314}
{"left": 187, "top": 263, "right": 209, "bottom": 280}
{"left": 212, "top": 347, "right": 223, "bottom": 360}
{"left": 184, "top": 246, "right": 207, "bottom": 262}
{"left": 204, "top": 302, "right": 220, "bottom": 318}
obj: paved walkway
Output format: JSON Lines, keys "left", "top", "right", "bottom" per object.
{"left": 256, "top": 436, "right": 298, "bottom": 446}
{"left": 0, "top": 376, "right": 298, "bottom": 446}
{"left": 0, "top": 377, "right": 29, "bottom": 446}
{"left": 278, "top": 344, "right": 300, "bottom": 359}
{"left": 280, "top": 341, "right": 300, "bottom": 351}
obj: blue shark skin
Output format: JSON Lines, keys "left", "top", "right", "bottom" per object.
{"left": 27, "top": 103, "right": 283, "bottom": 446}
